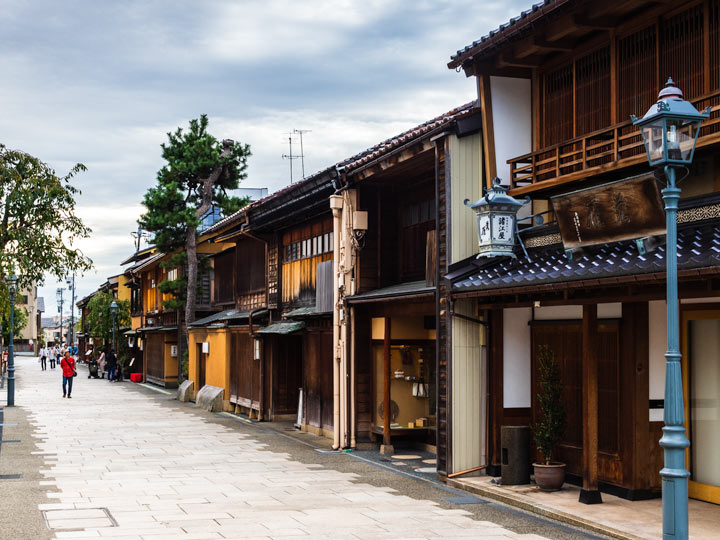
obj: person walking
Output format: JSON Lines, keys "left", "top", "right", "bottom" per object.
{"left": 98, "top": 349, "right": 106, "bottom": 379}
{"left": 106, "top": 349, "right": 117, "bottom": 382}
{"left": 40, "top": 346, "right": 47, "bottom": 371}
{"left": 49, "top": 345, "right": 56, "bottom": 369}
{"left": 60, "top": 350, "right": 76, "bottom": 398}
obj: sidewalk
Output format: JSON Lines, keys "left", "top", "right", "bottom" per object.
{"left": 3, "top": 355, "right": 559, "bottom": 540}
{"left": 449, "top": 475, "right": 719, "bottom": 540}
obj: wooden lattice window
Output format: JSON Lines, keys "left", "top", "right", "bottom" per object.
{"left": 542, "top": 64, "right": 573, "bottom": 147}
{"left": 575, "top": 47, "right": 611, "bottom": 136}
{"left": 618, "top": 26, "right": 657, "bottom": 123}
{"left": 661, "top": 3, "right": 704, "bottom": 100}
{"left": 711, "top": 0, "right": 720, "bottom": 91}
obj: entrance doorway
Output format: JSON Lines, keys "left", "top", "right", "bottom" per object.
{"left": 197, "top": 343, "right": 207, "bottom": 390}
{"left": 682, "top": 308, "right": 720, "bottom": 504}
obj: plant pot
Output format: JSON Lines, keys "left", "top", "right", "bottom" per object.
{"left": 533, "top": 462, "right": 566, "bottom": 491}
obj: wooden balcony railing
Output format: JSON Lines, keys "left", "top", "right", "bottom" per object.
{"left": 508, "top": 89, "right": 720, "bottom": 194}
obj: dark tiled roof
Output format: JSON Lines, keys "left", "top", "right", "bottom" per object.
{"left": 201, "top": 102, "right": 478, "bottom": 235}
{"left": 453, "top": 221, "right": 720, "bottom": 294}
{"left": 188, "top": 308, "right": 269, "bottom": 328}
{"left": 448, "top": 0, "right": 567, "bottom": 69}
{"left": 257, "top": 321, "right": 306, "bottom": 335}
{"left": 340, "top": 102, "right": 477, "bottom": 172}
{"left": 348, "top": 280, "right": 435, "bottom": 303}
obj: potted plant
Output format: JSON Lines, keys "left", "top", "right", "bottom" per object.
{"left": 532, "top": 345, "right": 567, "bottom": 491}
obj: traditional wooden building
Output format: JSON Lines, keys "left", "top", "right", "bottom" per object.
{"left": 445, "top": 0, "right": 720, "bottom": 503}
{"left": 331, "top": 104, "right": 484, "bottom": 452}
{"left": 188, "top": 170, "right": 337, "bottom": 436}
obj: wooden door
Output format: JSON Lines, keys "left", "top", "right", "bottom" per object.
{"left": 145, "top": 333, "right": 164, "bottom": 380}
{"left": 681, "top": 308, "right": 720, "bottom": 504}
{"left": 230, "top": 331, "right": 258, "bottom": 411}
{"left": 271, "top": 335, "right": 303, "bottom": 416}
{"left": 531, "top": 322, "right": 620, "bottom": 483}
{"left": 197, "top": 344, "right": 206, "bottom": 389}
{"left": 304, "top": 330, "right": 334, "bottom": 431}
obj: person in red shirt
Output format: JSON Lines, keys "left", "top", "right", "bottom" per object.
{"left": 60, "top": 350, "right": 76, "bottom": 398}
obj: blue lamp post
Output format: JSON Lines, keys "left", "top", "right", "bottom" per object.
{"left": 110, "top": 300, "right": 119, "bottom": 353}
{"left": 632, "top": 78, "right": 710, "bottom": 540}
{"left": 5, "top": 274, "right": 18, "bottom": 407}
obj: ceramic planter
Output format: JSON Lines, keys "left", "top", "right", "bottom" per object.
{"left": 533, "top": 462, "right": 566, "bottom": 491}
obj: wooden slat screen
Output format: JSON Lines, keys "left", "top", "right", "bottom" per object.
{"left": 145, "top": 333, "right": 164, "bottom": 379}
{"left": 213, "top": 250, "right": 235, "bottom": 305}
{"left": 237, "top": 239, "right": 265, "bottom": 295}
{"left": 542, "top": 65, "right": 573, "bottom": 147}
{"left": 315, "top": 260, "right": 333, "bottom": 313}
{"left": 618, "top": 26, "right": 657, "bottom": 123}
{"left": 712, "top": 0, "right": 720, "bottom": 91}
{"left": 575, "top": 47, "right": 610, "bottom": 136}
{"left": 661, "top": 4, "right": 704, "bottom": 100}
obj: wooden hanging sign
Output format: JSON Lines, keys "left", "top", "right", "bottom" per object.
{"left": 551, "top": 174, "right": 665, "bottom": 250}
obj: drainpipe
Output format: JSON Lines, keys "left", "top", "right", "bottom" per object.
{"left": 249, "top": 307, "right": 264, "bottom": 421}
{"left": 330, "top": 194, "right": 344, "bottom": 449}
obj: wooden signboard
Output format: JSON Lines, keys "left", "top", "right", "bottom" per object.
{"left": 551, "top": 174, "right": 665, "bottom": 250}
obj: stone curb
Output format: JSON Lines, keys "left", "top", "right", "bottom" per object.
{"left": 447, "top": 478, "right": 646, "bottom": 540}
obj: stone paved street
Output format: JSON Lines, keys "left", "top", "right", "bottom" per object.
{"left": 0, "top": 357, "right": 606, "bottom": 540}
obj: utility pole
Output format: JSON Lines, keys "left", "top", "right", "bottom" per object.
{"left": 66, "top": 275, "right": 75, "bottom": 347}
{"left": 293, "top": 129, "right": 311, "bottom": 179}
{"left": 56, "top": 288, "right": 64, "bottom": 345}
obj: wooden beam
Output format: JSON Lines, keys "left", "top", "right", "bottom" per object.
{"left": 478, "top": 74, "right": 497, "bottom": 188}
{"left": 580, "top": 304, "right": 602, "bottom": 504}
{"left": 381, "top": 317, "right": 393, "bottom": 454}
{"left": 574, "top": 14, "right": 618, "bottom": 31}
{"left": 514, "top": 36, "right": 576, "bottom": 59}
{"left": 496, "top": 52, "right": 544, "bottom": 69}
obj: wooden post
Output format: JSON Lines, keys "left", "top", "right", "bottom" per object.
{"left": 380, "top": 317, "right": 394, "bottom": 454}
{"left": 580, "top": 304, "right": 602, "bottom": 504}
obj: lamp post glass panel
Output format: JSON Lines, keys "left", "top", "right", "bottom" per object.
{"left": 466, "top": 177, "right": 524, "bottom": 258}
{"left": 632, "top": 78, "right": 709, "bottom": 540}
{"left": 5, "top": 274, "right": 18, "bottom": 406}
{"left": 110, "top": 301, "right": 119, "bottom": 352}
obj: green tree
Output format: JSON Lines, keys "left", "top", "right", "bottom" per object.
{"left": 532, "top": 345, "right": 567, "bottom": 464}
{"left": 85, "top": 292, "right": 130, "bottom": 348}
{"left": 0, "top": 145, "right": 92, "bottom": 292}
{"left": 138, "top": 115, "right": 250, "bottom": 355}
{"left": 0, "top": 292, "right": 28, "bottom": 345}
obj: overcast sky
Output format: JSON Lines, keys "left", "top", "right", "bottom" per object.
{"left": 1, "top": 0, "right": 526, "bottom": 322}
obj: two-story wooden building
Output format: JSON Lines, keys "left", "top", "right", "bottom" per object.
{"left": 445, "top": 0, "right": 720, "bottom": 504}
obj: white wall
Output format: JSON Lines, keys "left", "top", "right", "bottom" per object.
{"left": 533, "top": 303, "right": 622, "bottom": 320}
{"left": 648, "top": 300, "right": 667, "bottom": 421}
{"left": 451, "top": 299, "right": 486, "bottom": 472}
{"left": 503, "top": 307, "right": 532, "bottom": 408}
{"left": 490, "top": 76, "right": 531, "bottom": 185}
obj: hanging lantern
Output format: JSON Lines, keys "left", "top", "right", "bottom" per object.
{"left": 465, "top": 177, "right": 524, "bottom": 258}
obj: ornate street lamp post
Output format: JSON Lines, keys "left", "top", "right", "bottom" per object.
{"left": 110, "top": 301, "right": 119, "bottom": 353}
{"left": 5, "top": 274, "right": 18, "bottom": 407}
{"left": 632, "top": 78, "right": 710, "bottom": 540}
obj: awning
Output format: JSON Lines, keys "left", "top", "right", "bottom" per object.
{"left": 283, "top": 306, "right": 331, "bottom": 318}
{"left": 346, "top": 280, "right": 435, "bottom": 304}
{"left": 257, "top": 321, "right": 306, "bottom": 335}
{"left": 452, "top": 218, "right": 720, "bottom": 297}
{"left": 123, "top": 329, "right": 139, "bottom": 336}
{"left": 188, "top": 308, "right": 268, "bottom": 328}
{"left": 139, "top": 325, "right": 177, "bottom": 333}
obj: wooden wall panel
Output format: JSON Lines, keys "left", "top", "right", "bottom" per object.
{"left": 145, "top": 333, "right": 164, "bottom": 379}
{"left": 660, "top": 4, "right": 705, "bottom": 101}
{"left": 213, "top": 250, "right": 235, "bottom": 305}
{"left": 270, "top": 336, "right": 303, "bottom": 415}
{"left": 303, "top": 330, "right": 333, "bottom": 430}
{"left": 575, "top": 47, "right": 611, "bottom": 137}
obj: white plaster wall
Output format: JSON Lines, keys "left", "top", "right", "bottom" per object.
{"left": 503, "top": 307, "right": 532, "bottom": 408}
{"left": 648, "top": 300, "right": 667, "bottom": 422}
{"left": 533, "top": 303, "right": 622, "bottom": 320}
{"left": 490, "top": 76, "right": 532, "bottom": 185}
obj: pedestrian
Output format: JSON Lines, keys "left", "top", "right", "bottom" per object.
{"left": 49, "top": 345, "right": 56, "bottom": 369}
{"left": 56, "top": 345, "right": 62, "bottom": 369}
{"left": 106, "top": 348, "right": 117, "bottom": 382}
{"left": 98, "top": 349, "right": 106, "bottom": 379}
{"left": 40, "top": 346, "right": 47, "bottom": 371}
{"left": 60, "top": 350, "right": 76, "bottom": 398}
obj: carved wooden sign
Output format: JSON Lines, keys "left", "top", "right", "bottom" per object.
{"left": 551, "top": 174, "right": 665, "bottom": 250}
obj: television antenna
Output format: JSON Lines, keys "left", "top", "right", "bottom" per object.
{"left": 131, "top": 227, "right": 152, "bottom": 251}
{"left": 293, "top": 129, "right": 311, "bottom": 179}
{"left": 282, "top": 135, "right": 301, "bottom": 183}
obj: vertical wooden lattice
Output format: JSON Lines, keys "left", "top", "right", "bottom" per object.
{"left": 542, "top": 64, "right": 573, "bottom": 147}
{"left": 661, "top": 4, "right": 704, "bottom": 100}
{"left": 575, "top": 47, "right": 611, "bottom": 137}
{"left": 712, "top": 0, "right": 720, "bottom": 91}
{"left": 618, "top": 26, "right": 657, "bottom": 122}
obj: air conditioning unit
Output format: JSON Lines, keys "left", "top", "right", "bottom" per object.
{"left": 171, "top": 345, "right": 178, "bottom": 357}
